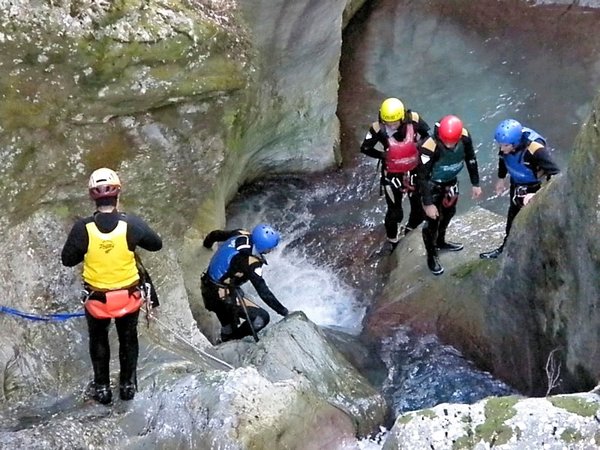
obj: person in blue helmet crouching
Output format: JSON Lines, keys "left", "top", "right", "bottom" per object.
{"left": 480, "top": 119, "right": 560, "bottom": 259}
{"left": 201, "top": 224, "right": 289, "bottom": 343}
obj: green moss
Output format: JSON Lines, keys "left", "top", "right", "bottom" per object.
{"left": 452, "top": 260, "right": 480, "bottom": 279}
{"left": 396, "top": 413, "right": 413, "bottom": 425}
{"left": 548, "top": 396, "right": 600, "bottom": 417}
{"left": 561, "top": 427, "right": 583, "bottom": 443}
{"left": 417, "top": 409, "right": 437, "bottom": 419}
{"left": 473, "top": 396, "right": 520, "bottom": 446}
{"left": 83, "top": 130, "right": 134, "bottom": 170}
{"left": 0, "top": 97, "right": 51, "bottom": 130}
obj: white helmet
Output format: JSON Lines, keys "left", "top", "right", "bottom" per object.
{"left": 88, "top": 168, "right": 121, "bottom": 200}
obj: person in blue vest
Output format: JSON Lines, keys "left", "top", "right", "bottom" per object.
{"left": 61, "top": 168, "right": 163, "bottom": 404}
{"left": 417, "top": 115, "right": 482, "bottom": 275}
{"left": 201, "top": 224, "right": 289, "bottom": 343}
{"left": 480, "top": 119, "right": 560, "bottom": 259}
{"left": 360, "top": 97, "right": 430, "bottom": 251}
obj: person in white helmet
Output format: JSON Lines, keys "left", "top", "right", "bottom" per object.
{"left": 61, "top": 168, "right": 162, "bottom": 405}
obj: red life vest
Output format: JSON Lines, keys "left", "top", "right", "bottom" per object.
{"left": 385, "top": 123, "right": 418, "bottom": 174}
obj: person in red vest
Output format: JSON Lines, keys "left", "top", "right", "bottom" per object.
{"left": 360, "top": 97, "right": 430, "bottom": 251}
{"left": 61, "top": 168, "right": 162, "bottom": 404}
{"left": 417, "top": 115, "right": 481, "bottom": 275}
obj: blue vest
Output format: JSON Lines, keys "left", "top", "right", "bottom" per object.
{"left": 502, "top": 127, "right": 546, "bottom": 185}
{"left": 207, "top": 236, "right": 246, "bottom": 283}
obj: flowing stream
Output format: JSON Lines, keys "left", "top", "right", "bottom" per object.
{"left": 225, "top": 0, "right": 600, "bottom": 436}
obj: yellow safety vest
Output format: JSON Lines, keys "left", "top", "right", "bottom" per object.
{"left": 82, "top": 220, "right": 139, "bottom": 290}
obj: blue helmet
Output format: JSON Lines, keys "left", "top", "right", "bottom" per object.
{"left": 494, "top": 119, "right": 523, "bottom": 146}
{"left": 251, "top": 224, "right": 280, "bottom": 254}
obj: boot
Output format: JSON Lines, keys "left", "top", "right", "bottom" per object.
{"left": 480, "top": 246, "right": 503, "bottom": 259}
{"left": 437, "top": 241, "right": 464, "bottom": 252}
{"left": 427, "top": 254, "right": 444, "bottom": 275}
{"left": 89, "top": 383, "right": 112, "bottom": 405}
{"left": 119, "top": 382, "right": 136, "bottom": 401}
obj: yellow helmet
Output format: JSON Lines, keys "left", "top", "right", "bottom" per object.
{"left": 88, "top": 168, "right": 121, "bottom": 200}
{"left": 379, "top": 98, "right": 405, "bottom": 123}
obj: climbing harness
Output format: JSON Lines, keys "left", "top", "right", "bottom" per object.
{"left": 0, "top": 305, "right": 84, "bottom": 322}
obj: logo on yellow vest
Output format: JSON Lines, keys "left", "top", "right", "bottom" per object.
{"left": 99, "top": 240, "right": 115, "bottom": 253}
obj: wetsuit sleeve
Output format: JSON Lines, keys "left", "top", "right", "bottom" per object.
{"left": 463, "top": 132, "right": 480, "bottom": 187}
{"left": 413, "top": 112, "right": 431, "bottom": 139}
{"left": 497, "top": 154, "right": 508, "bottom": 179}
{"left": 125, "top": 214, "right": 162, "bottom": 252}
{"left": 526, "top": 147, "right": 560, "bottom": 179}
{"left": 416, "top": 137, "right": 439, "bottom": 206}
{"left": 203, "top": 229, "right": 243, "bottom": 248}
{"left": 360, "top": 123, "right": 385, "bottom": 159}
{"left": 61, "top": 218, "right": 88, "bottom": 267}
{"left": 246, "top": 258, "right": 288, "bottom": 316}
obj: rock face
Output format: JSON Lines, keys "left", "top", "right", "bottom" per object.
{"left": 383, "top": 393, "right": 600, "bottom": 450}
{"left": 484, "top": 95, "right": 600, "bottom": 394}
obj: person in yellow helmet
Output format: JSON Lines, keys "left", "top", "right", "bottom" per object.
{"left": 360, "top": 97, "right": 431, "bottom": 251}
{"left": 61, "top": 168, "right": 162, "bottom": 405}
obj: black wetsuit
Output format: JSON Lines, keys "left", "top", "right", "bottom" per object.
{"left": 360, "top": 111, "right": 430, "bottom": 240}
{"left": 417, "top": 125, "right": 480, "bottom": 255}
{"left": 201, "top": 229, "right": 288, "bottom": 341}
{"left": 61, "top": 210, "right": 162, "bottom": 390}
{"left": 497, "top": 143, "right": 560, "bottom": 241}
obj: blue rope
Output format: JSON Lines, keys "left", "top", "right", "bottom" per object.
{"left": 0, "top": 306, "right": 85, "bottom": 322}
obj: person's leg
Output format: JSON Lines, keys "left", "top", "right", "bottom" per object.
{"left": 383, "top": 183, "right": 404, "bottom": 243}
{"left": 115, "top": 309, "right": 140, "bottom": 400}
{"left": 231, "top": 304, "right": 270, "bottom": 340}
{"left": 422, "top": 213, "right": 443, "bottom": 275}
{"left": 202, "top": 280, "right": 239, "bottom": 341}
{"left": 480, "top": 190, "right": 520, "bottom": 259}
{"left": 85, "top": 310, "right": 113, "bottom": 404}
{"left": 405, "top": 190, "right": 425, "bottom": 233}
{"left": 436, "top": 201, "right": 463, "bottom": 251}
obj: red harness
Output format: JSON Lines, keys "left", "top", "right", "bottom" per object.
{"left": 84, "top": 288, "right": 143, "bottom": 319}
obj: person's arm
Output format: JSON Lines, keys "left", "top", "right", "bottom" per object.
{"left": 463, "top": 131, "right": 480, "bottom": 187}
{"left": 246, "top": 258, "right": 288, "bottom": 317}
{"left": 360, "top": 123, "right": 385, "bottom": 159}
{"left": 527, "top": 147, "right": 560, "bottom": 179}
{"left": 203, "top": 229, "right": 244, "bottom": 248}
{"left": 61, "top": 219, "right": 88, "bottom": 267}
{"left": 411, "top": 111, "right": 431, "bottom": 140}
{"left": 125, "top": 214, "right": 162, "bottom": 252}
{"left": 416, "top": 137, "right": 438, "bottom": 206}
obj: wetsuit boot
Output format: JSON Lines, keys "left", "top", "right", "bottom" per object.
{"left": 119, "top": 382, "right": 136, "bottom": 401}
{"left": 427, "top": 253, "right": 444, "bottom": 275}
{"left": 437, "top": 241, "right": 464, "bottom": 252}
{"left": 480, "top": 246, "right": 503, "bottom": 259}
{"left": 436, "top": 229, "right": 463, "bottom": 252}
{"left": 89, "top": 382, "right": 112, "bottom": 405}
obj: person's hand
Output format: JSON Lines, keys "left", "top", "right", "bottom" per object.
{"left": 280, "top": 308, "right": 289, "bottom": 317}
{"left": 495, "top": 179, "right": 507, "bottom": 196}
{"left": 423, "top": 204, "right": 438, "bottom": 219}
{"left": 472, "top": 186, "right": 482, "bottom": 200}
{"left": 522, "top": 193, "right": 536, "bottom": 206}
